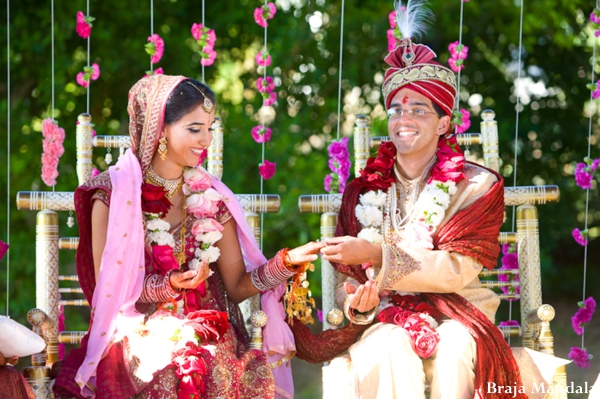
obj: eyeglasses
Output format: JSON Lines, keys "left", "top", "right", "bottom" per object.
{"left": 386, "top": 107, "right": 438, "bottom": 120}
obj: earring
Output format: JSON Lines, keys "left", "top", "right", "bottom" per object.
{"left": 158, "top": 137, "right": 168, "bottom": 161}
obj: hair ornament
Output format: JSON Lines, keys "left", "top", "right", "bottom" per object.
{"left": 186, "top": 80, "right": 214, "bottom": 113}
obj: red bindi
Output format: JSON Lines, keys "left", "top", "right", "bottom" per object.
{"left": 401, "top": 96, "right": 409, "bottom": 105}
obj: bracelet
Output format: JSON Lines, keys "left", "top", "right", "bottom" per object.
{"left": 251, "top": 249, "right": 296, "bottom": 292}
{"left": 138, "top": 270, "right": 180, "bottom": 303}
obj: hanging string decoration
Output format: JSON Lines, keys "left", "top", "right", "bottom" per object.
{"left": 447, "top": 42, "right": 471, "bottom": 133}
{"left": 75, "top": 11, "right": 93, "bottom": 39}
{"left": 191, "top": 23, "right": 217, "bottom": 67}
{"left": 144, "top": 34, "right": 164, "bottom": 76}
{"left": 566, "top": 6, "right": 600, "bottom": 369}
{"left": 76, "top": 63, "right": 100, "bottom": 88}
{"left": 253, "top": 1, "right": 278, "bottom": 181}
{"left": 40, "top": 119, "right": 65, "bottom": 187}
{"left": 323, "top": 138, "right": 350, "bottom": 194}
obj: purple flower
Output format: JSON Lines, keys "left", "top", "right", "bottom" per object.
{"left": 571, "top": 297, "right": 596, "bottom": 335}
{"left": 325, "top": 138, "right": 351, "bottom": 194}
{"left": 324, "top": 174, "right": 333, "bottom": 192}
{"left": 499, "top": 243, "right": 519, "bottom": 299}
{"left": 499, "top": 320, "right": 520, "bottom": 327}
{"left": 575, "top": 162, "right": 594, "bottom": 189}
{"left": 569, "top": 347, "right": 591, "bottom": 368}
{"left": 251, "top": 125, "right": 272, "bottom": 144}
{"left": 317, "top": 309, "right": 323, "bottom": 323}
{"left": 572, "top": 228, "right": 588, "bottom": 246}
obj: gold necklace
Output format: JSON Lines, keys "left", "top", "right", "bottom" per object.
{"left": 145, "top": 164, "right": 184, "bottom": 200}
{"left": 175, "top": 202, "right": 187, "bottom": 267}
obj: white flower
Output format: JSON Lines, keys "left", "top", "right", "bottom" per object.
{"left": 194, "top": 247, "right": 203, "bottom": 258}
{"left": 360, "top": 190, "right": 387, "bottom": 207}
{"left": 146, "top": 218, "right": 170, "bottom": 232}
{"left": 200, "top": 246, "right": 221, "bottom": 263}
{"left": 355, "top": 205, "right": 383, "bottom": 227}
{"left": 196, "top": 231, "right": 223, "bottom": 245}
{"left": 357, "top": 227, "right": 384, "bottom": 244}
{"left": 188, "top": 258, "right": 201, "bottom": 271}
{"left": 148, "top": 230, "right": 175, "bottom": 247}
{"left": 419, "top": 313, "right": 439, "bottom": 329}
{"left": 424, "top": 205, "right": 446, "bottom": 227}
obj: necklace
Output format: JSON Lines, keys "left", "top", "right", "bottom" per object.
{"left": 175, "top": 202, "right": 187, "bottom": 267}
{"left": 391, "top": 156, "right": 436, "bottom": 229}
{"left": 145, "top": 164, "right": 184, "bottom": 200}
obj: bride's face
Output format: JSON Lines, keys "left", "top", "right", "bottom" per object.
{"left": 161, "top": 104, "right": 214, "bottom": 168}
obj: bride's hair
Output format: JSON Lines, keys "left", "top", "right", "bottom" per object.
{"left": 164, "top": 78, "right": 217, "bottom": 125}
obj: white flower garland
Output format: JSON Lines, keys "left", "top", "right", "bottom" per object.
{"left": 146, "top": 166, "right": 223, "bottom": 271}
{"left": 356, "top": 179, "right": 458, "bottom": 248}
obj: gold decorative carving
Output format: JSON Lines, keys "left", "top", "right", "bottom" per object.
{"left": 326, "top": 309, "right": 344, "bottom": 326}
{"left": 58, "top": 237, "right": 79, "bottom": 250}
{"left": 23, "top": 366, "right": 51, "bottom": 398}
{"left": 249, "top": 310, "right": 268, "bottom": 350}
{"left": 236, "top": 194, "right": 280, "bottom": 214}
{"left": 370, "top": 133, "right": 481, "bottom": 149}
{"left": 298, "top": 194, "right": 342, "bottom": 213}
{"left": 498, "top": 232, "right": 516, "bottom": 244}
{"left": 321, "top": 212, "right": 339, "bottom": 330}
{"left": 207, "top": 117, "right": 223, "bottom": 180}
{"left": 35, "top": 211, "right": 59, "bottom": 345}
{"left": 92, "top": 135, "right": 131, "bottom": 148}
{"left": 58, "top": 331, "right": 86, "bottom": 344}
{"left": 505, "top": 185, "right": 560, "bottom": 206}
{"left": 354, "top": 115, "right": 370, "bottom": 177}
{"left": 76, "top": 113, "right": 94, "bottom": 185}
{"left": 480, "top": 109, "right": 500, "bottom": 172}
{"left": 517, "top": 205, "right": 542, "bottom": 350}
{"left": 17, "top": 191, "right": 75, "bottom": 211}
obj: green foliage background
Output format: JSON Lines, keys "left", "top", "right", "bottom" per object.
{"left": 1, "top": 0, "right": 600, "bottom": 395}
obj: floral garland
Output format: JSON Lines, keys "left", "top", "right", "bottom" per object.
{"left": 41, "top": 118, "right": 65, "bottom": 187}
{"left": 144, "top": 33, "right": 165, "bottom": 76}
{"left": 356, "top": 137, "right": 465, "bottom": 249}
{"left": 144, "top": 166, "right": 224, "bottom": 277}
{"left": 76, "top": 63, "right": 100, "bottom": 88}
{"left": 75, "top": 11, "right": 93, "bottom": 39}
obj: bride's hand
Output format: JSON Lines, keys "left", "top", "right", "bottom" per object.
{"left": 286, "top": 241, "right": 327, "bottom": 266}
{"left": 169, "top": 261, "right": 211, "bottom": 290}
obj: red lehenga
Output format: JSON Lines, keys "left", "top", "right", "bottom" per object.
{"left": 53, "top": 173, "right": 275, "bottom": 399}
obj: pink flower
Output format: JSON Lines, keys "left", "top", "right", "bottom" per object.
{"left": 152, "top": 245, "right": 179, "bottom": 275}
{"left": 569, "top": 347, "right": 591, "bottom": 368}
{"left": 572, "top": 228, "right": 588, "bottom": 246}
{"left": 90, "top": 168, "right": 100, "bottom": 178}
{"left": 387, "top": 29, "right": 399, "bottom": 52}
{"left": 571, "top": 297, "right": 596, "bottom": 335}
{"left": 144, "top": 67, "right": 164, "bottom": 78}
{"left": 254, "top": 3, "right": 277, "bottom": 28}
{"left": 406, "top": 222, "right": 434, "bottom": 249}
{"left": 259, "top": 159, "right": 276, "bottom": 180}
{"left": 191, "top": 218, "right": 224, "bottom": 236}
{"left": 146, "top": 34, "right": 164, "bottom": 64}
{"left": 448, "top": 58, "right": 464, "bottom": 73}
{"left": 41, "top": 118, "right": 65, "bottom": 186}
{"left": 453, "top": 109, "right": 471, "bottom": 134}
{"left": 410, "top": 325, "right": 439, "bottom": 359}
{"left": 183, "top": 168, "right": 212, "bottom": 194}
{"left": 257, "top": 76, "right": 275, "bottom": 93}
{"left": 251, "top": 125, "right": 272, "bottom": 143}
{"left": 388, "top": 11, "right": 397, "bottom": 28}
{"left": 255, "top": 51, "right": 272, "bottom": 67}
{"left": 75, "top": 11, "right": 93, "bottom": 39}
{"left": 191, "top": 23, "right": 204, "bottom": 40}
{"left": 263, "top": 91, "right": 277, "bottom": 106}
{"left": 200, "top": 49, "right": 217, "bottom": 66}
{"left": 76, "top": 63, "right": 101, "bottom": 88}
{"left": 186, "top": 193, "right": 219, "bottom": 218}
{"left": 206, "top": 30, "right": 216, "bottom": 47}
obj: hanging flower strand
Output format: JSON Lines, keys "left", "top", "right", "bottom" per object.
{"left": 590, "top": 10, "right": 600, "bottom": 37}
{"left": 41, "top": 119, "right": 65, "bottom": 187}
{"left": 386, "top": 9, "right": 405, "bottom": 52}
{"left": 75, "top": 11, "right": 94, "bottom": 39}
{"left": 253, "top": 2, "right": 278, "bottom": 181}
{"left": 452, "top": 108, "right": 471, "bottom": 134}
{"left": 191, "top": 23, "right": 217, "bottom": 67}
{"left": 146, "top": 34, "right": 165, "bottom": 64}
{"left": 448, "top": 41, "right": 469, "bottom": 73}
{"left": 76, "top": 63, "right": 101, "bottom": 88}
